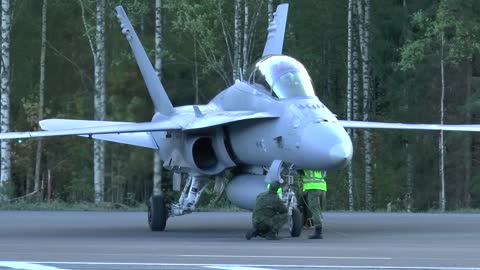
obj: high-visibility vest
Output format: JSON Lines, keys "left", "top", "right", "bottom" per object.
{"left": 267, "top": 183, "right": 283, "bottom": 194}
{"left": 302, "top": 169, "right": 327, "bottom": 191}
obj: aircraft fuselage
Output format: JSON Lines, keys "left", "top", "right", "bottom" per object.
{"left": 152, "top": 81, "right": 353, "bottom": 175}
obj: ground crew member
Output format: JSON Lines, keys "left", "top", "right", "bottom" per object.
{"left": 245, "top": 181, "right": 288, "bottom": 240}
{"left": 302, "top": 169, "right": 327, "bottom": 239}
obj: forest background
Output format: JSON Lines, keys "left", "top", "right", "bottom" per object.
{"left": 1, "top": 0, "right": 480, "bottom": 212}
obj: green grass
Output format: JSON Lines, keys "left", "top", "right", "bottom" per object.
{"left": 0, "top": 199, "right": 241, "bottom": 212}
{"left": 0, "top": 200, "right": 147, "bottom": 211}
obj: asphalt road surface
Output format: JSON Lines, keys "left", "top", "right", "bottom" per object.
{"left": 0, "top": 211, "right": 479, "bottom": 270}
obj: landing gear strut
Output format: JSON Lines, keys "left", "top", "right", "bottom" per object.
{"left": 283, "top": 164, "right": 303, "bottom": 237}
{"left": 266, "top": 160, "right": 303, "bottom": 237}
{"left": 147, "top": 174, "right": 209, "bottom": 231}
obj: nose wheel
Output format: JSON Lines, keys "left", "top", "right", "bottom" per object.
{"left": 148, "top": 195, "right": 168, "bottom": 231}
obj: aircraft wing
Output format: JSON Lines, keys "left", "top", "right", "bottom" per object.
{"left": 183, "top": 111, "right": 278, "bottom": 130}
{"left": 339, "top": 120, "right": 480, "bottom": 132}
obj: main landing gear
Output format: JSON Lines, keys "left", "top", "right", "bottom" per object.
{"left": 147, "top": 174, "right": 209, "bottom": 231}
{"left": 148, "top": 195, "right": 168, "bottom": 231}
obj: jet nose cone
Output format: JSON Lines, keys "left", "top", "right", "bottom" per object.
{"left": 329, "top": 142, "right": 353, "bottom": 166}
{"left": 296, "top": 122, "right": 353, "bottom": 170}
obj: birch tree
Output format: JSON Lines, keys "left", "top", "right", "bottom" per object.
{"left": 346, "top": 0, "right": 354, "bottom": 211}
{"left": 79, "top": 0, "right": 106, "bottom": 204}
{"left": 153, "top": 0, "right": 163, "bottom": 196}
{"left": 34, "top": 0, "right": 48, "bottom": 196}
{"left": 94, "top": 0, "right": 106, "bottom": 204}
{"left": 357, "top": 0, "right": 374, "bottom": 211}
{"left": 233, "top": 0, "right": 241, "bottom": 81}
{"left": 399, "top": 0, "right": 480, "bottom": 211}
{"left": 267, "top": 0, "right": 273, "bottom": 24}
{"left": 400, "top": 0, "right": 414, "bottom": 213}
{"left": 169, "top": 0, "right": 265, "bottom": 87}
{"left": 438, "top": 31, "right": 445, "bottom": 211}
{"left": 0, "top": 0, "right": 11, "bottom": 200}
{"left": 242, "top": 0, "right": 249, "bottom": 75}
{"left": 462, "top": 59, "right": 472, "bottom": 208}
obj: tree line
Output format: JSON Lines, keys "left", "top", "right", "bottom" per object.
{"left": 1, "top": 0, "right": 480, "bottom": 211}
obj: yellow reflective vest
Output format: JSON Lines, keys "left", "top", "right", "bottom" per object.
{"left": 302, "top": 169, "right": 327, "bottom": 191}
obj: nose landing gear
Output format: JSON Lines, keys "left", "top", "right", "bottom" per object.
{"left": 266, "top": 160, "right": 303, "bottom": 237}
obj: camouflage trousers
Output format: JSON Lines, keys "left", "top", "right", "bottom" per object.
{"left": 253, "top": 213, "right": 288, "bottom": 234}
{"left": 306, "top": 189, "right": 326, "bottom": 227}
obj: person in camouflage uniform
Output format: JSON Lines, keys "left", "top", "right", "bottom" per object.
{"left": 302, "top": 169, "right": 327, "bottom": 239}
{"left": 245, "top": 181, "right": 288, "bottom": 240}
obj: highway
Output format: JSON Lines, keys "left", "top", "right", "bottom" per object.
{"left": 0, "top": 211, "right": 479, "bottom": 270}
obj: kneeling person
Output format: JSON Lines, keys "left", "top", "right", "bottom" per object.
{"left": 246, "top": 181, "right": 288, "bottom": 240}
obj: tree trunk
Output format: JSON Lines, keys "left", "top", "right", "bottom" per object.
{"left": 34, "top": 0, "right": 48, "bottom": 196}
{"left": 153, "top": 0, "right": 163, "bottom": 196}
{"left": 193, "top": 39, "right": 199, "bottom": 104}
{"left": 402, "top": 0, "right": 414, "bottom": 213}
{"left": 405, "top": 142, "right": 414, "bottom": 212}
{"left": 0, "top": 0, "right": 11, "bottom": 200}
{"left": 357, "top": 0, "right": 374, "bottom": 210}
{"left": 93, "top": 0, "right": 106, "bottom": 204}
{"left": 346, "top": 0, "right": 354, "bottom": 211}
{"left": 439, "top": 32, "right": 446, "bottom": 212}
{"left": 463, "top": 59, "right": 472, "bottom": 208}
{"left": 233, "top": 0, "right": 241, "bottom": 81}
{"left": 267, "top": 0, "right": 273, "bottom": 24}
{"left": 242, "top": 0, "right": 249, "bottom": 76}
{"left": 352, "top": 7, "right": 360, "bottom": 141}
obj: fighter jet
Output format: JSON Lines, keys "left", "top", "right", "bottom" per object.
{"left": 1, "top": 4, "right": 480, "bottom": 235}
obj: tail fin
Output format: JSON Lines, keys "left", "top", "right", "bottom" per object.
{"left": 115, "top": 6, "right": 174, "bottom": 116}
{"left": 262, "top": 4, "right": 289, "bottom": 57}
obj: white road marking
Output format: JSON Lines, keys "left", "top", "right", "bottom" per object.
{"left": 0, "top": 262, "right": 67, "bottom": 270}
{"left": 179, "top": 254, "right": 392, "bottom": 260}
{"left": 8, "top": 261, "right": 480, "bottom": 270}
{"left": 204, "top": 266, "right": 275, "bottom": 270}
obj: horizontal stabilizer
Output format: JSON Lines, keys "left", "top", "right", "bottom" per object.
{"left": 0, "top": 111, "right": 277, "bottom": 146}
{"left": 0, "top": 119, "right": 181, "bottom": 140}
{"left": 340, "top": 120, "right": 480, "bottom": 132}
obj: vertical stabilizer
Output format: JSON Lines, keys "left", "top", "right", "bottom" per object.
{"left": 262, "top": 4, "right": 289, "bottom": 57}
{"left": 115, "top": 6, "right": 174, "bottom": 116}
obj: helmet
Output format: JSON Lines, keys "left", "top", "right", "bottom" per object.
{"left": 269, "top": 181, "right": 282, "bottom": 193}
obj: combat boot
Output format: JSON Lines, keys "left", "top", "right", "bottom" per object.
{"left": 309, "top": 226, "right": 323, "bottom": 239}
{"left": 304, "top": 218, "right": 314, "bottom": 229}
{"left": 265, "top": 231, "right": 280, "bottom": 240}
{"left": 245, "top": 228, "right": 258, "bottom": 240}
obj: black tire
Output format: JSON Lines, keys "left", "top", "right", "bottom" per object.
{"left": 289, "top": 207, "right": 303, "bottom": 237}
{"left": 148, "top": 195, "right": 168, "bottom": 231}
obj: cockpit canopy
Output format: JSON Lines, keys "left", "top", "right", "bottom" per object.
{"left": 247, "top": 55, "right": 315, "bottom": 98}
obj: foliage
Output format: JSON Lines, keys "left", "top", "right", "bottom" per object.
{"left": 3, "top": 0, "right": 480, "bottom": 211}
